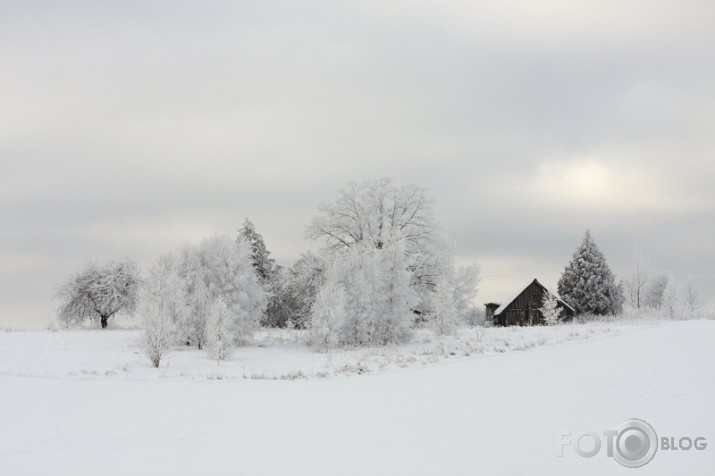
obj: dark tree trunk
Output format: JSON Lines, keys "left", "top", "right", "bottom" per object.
{"left": 101, "top": 315, "right": 108, "bottom": 328}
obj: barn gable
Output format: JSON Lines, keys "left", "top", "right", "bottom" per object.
{"left": 488, "top": 279, "right": 574, "bottom": 326}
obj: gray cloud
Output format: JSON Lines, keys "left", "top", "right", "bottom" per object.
{"left": 1, "top": 1, "right": 714, "bottom": 328}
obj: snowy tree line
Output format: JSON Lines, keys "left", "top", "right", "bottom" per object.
{"left": 54, "top": 178, "right": 708, "bottom": 366}
{"left": 555, "top": 230, "right": 707, "bottom": 322}
{"left": 55, "top": 178, "right": 481, "bottom": 366}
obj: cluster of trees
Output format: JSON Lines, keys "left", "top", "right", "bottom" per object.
{"left": 554, "top": 231, "right": 706, "bottom": 321}
{"left": 141, "top": 235, "right": 265, "bottom": 362}
{"left": 307, "top": 179, "right": 478, "bottom": 349}
{"left": 55, "top": 178, "right": 481, "bottom": 364}
{"left": 622, "top": 248, "right": 705, "bottom": 319}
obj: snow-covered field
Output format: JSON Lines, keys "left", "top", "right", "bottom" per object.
{"left": 0, "top": 322, "right": 629, "bottom": 380}
{"left": 1, "top": 320, "right": 714, "bottom": 475}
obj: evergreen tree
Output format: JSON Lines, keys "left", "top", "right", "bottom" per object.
{"left": 237, "top": 218, "right": 294, "bottom": 327}
{"left": 237, "top": 218, "right": 275, "bottom": 283}
{"left": 557, "top": 230, "right": 624, "bottom": 315}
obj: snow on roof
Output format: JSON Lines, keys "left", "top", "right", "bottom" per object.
{"left": 492, "top": 279, "right": 573, "bottom": 316}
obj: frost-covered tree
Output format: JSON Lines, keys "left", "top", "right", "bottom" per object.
{"left": 623, "top": 246, "right": 650, "bottom": 310}
{"left": 56, "top": 259, "right": 141, "bottom": 328}
{"left": 238, "top": 218, "right": 276, "bottom": 284}
{"left": 682, "top": 281, "right": 703, "bottom": 314}
{"left": 262, "top": 267, "right": 295, "bottom": 328}
{"left": 285, "top": 251, "right": 325, "bottom": 328}
{"left": 309, "top": 267, "right": 346, "bottom": 351}
{"left": 205, "top": 297, "right": 234, "bottom": 360}
{"left": 644, "top": 274, "right": 669, "bottom": 310}
{"left": 540, "top": 293, "right": 562, "bottom": 326}
{"left": 451, "top": 264, "right": 481, "bottom": 321}
{"left": 140, "top": 295, "right": 176, "bottom": 367}
{"left": 310, "top": 236, "right": 418, "bottom": 348}
{"left": 177, "top": 250, "right": 211, "bottom": 348}
{"left": 306, "top": 178, "right": 454, "bottom": 314}
{"left": 659, "top": 275, "right": 681, "bottom": 319}
{"left": 375, "top": 237, "right": 418, "bottom": 344}
{"left": 557, "top": 230, "right": 624, "bottom": 315}
{"left": 140, "top": 299, "right": 175, "bottom": 368}
{"left": 176, "top": 235, "right": 266, "bottom": 348}
{"left": 140, "top": 254, "right": 185, "bottom": 367}
{"left": 648, "top": 276, "right": 704, "bottom": 320}
{"left": 238, "top": 218, "right": 300, "bottom": 328}
{"left": 431, "top": 276, "right": 459, "bottom": 335}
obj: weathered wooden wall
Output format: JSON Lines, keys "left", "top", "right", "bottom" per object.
{"left": 494, "top": 280, "right": 574, "bottom": 326}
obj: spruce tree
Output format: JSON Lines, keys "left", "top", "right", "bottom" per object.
{"left": 558, "top": 230, "right": 624, "bottom": 316}
{"left": 237, "top": 218, "right": 275, "bottom": 284}
{"left": 237, "top": 218, "right": 296, "bottom": 327}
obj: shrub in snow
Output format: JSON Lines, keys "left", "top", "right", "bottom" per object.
{"left": 431, "top": 277, "right": 459, "bottom": 335}
{"left": 540, "top": 293, "right": 562, "bottom": 326}
{"left": 309, "top": 271, "right": 346, "bottom": 351}
{"left": 558, "top": 230, "right": 624, "bottom": 316}
{"left": 55, "top": 259, "right": 141, "bottom": 328}
{"left": 205, "top": 297, "right": 234, "bottom": 361}
{"left": 463, "top": 308, "right": 487, "bottom": 327}
{"left": 140, "top": 295, "right": 177, "bottom": 368}
{"left": 140, "top": 255, "right": 185, "bottom": 367}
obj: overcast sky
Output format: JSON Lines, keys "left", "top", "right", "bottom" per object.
{"left": 2, "top": 1, "right": 714, "bottom": 329}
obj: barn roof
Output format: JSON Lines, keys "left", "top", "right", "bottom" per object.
{"left": 493, "top": 279, "right": 574, "bottom": 316}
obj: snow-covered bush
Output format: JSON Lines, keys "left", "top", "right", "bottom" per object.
{"left": 309, "top": 268, "right": 346, "bottom": 351}
{"left": 431, "top": 277, "right": 459, "bottom": 335}
{"left": 205, "top": 297, "right": 234, "bottom": 361}
{"left": 540, "top": 293, "right": 562, "bottom": 326}
{"left": 463, "top": 307, "right": 487, "bottom": 327}
{"left": 140, "top": 255, "right": 185, "bottom": 367}
{"left": 140, "top": 295, "right": 177, "bottom": 368}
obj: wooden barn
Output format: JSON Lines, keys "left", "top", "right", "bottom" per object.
{"left": 486, "top": 279, "right": 575, "bottom": 326}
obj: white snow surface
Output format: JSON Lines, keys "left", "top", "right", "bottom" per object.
{"left": 1, "top": 320, "right": 714, "bottom": 475}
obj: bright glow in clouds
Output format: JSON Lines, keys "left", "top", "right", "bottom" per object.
{"left": 533, "top": 157, "right": 695, "bottom": 213}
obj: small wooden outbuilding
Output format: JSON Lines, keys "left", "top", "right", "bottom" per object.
{"left": 487, "top": 279, "right": 574, "bottom": 326}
